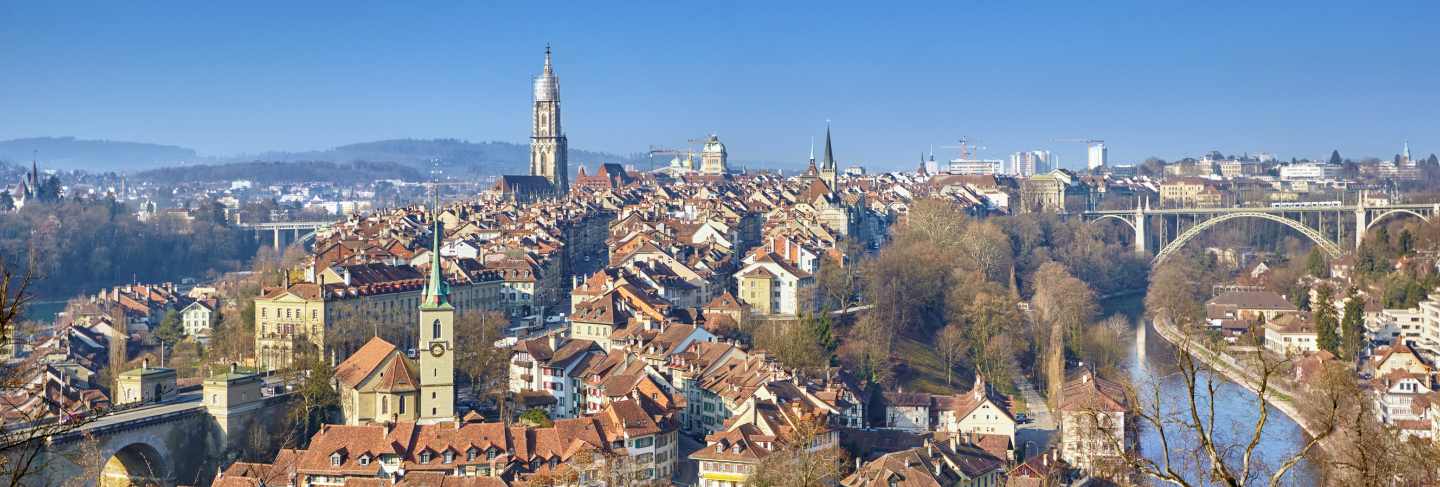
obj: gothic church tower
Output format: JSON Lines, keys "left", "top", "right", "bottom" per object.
{"left": 530, "top": 45, "right": 568, "bottom": 193}
{"left": 417, "top": 207, "right": 455, "bottom": 424}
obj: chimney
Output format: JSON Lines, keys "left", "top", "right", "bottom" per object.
{"left": 230, "top": 362, "right": 238, "bottom": 374}
{"left": 142, "top": 358, "right": 149, "bottom": 370}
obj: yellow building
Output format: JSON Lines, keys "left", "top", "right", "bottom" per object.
{"left": 335, "top": 337, "right": 421, "bottom": 425}
{"left": 1159, "top": 178, "right": 1224, "bottom": 207}
{"left": 254, "top": 261, "right": 502, "bottom": 371}
{"left": 737, "top": 267, "right": 775, "bottom": 317}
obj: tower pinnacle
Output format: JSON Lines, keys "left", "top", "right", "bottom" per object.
{"left": 421, "top": 195, "right": 450, "bottom": 309}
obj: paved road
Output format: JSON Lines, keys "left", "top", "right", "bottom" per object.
{"left": 71, "top": 392, "right": 205, "bottom": 434}
{"left": 1014, "top": 378, "right": 1056, "bottom": 459}
{"left": 672, "top": 433, "right": 704, "bottom": 486}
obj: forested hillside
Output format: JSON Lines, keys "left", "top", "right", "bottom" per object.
{"left": 134, "top": 160, "right": 423, "bottom": 184}
{"left": 0, "top": 199, "right": 257, "bottom": 298}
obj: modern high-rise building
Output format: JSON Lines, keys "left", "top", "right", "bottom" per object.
{"left": 1087, "top": 142, "right": 1108, "bottom": 171}
{"left": 1010, "top": 150, "right": 1053, "bottom": 177}
{"left": 530, "top": 46, "right": 568, "bottom": 192}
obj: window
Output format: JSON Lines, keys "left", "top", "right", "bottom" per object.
{"left": 330, "top": 453, "right": 342, "bottom": 466}
{"left": 632, "top": 436, "right": 654, "bottom": 449}
{"left": 358, "top": 455, "right": 371, "bottom": 466}
{"left": 433, "top": 319, "right": 442, "bottom": 339}
{"left": 487, "top": 448, "right": 498, "bottom": 460}
{"left": 443, "top": 451, "right": 454, "bottom": 464}
{"left": 399, "top": 396, "right": 406, "bottom": 414}
{"left": 420, "top": 452, "right": 432, "bottom": 463}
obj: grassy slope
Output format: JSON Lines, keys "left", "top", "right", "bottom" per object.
{"left": 891, "top": 330, "right": 1031, "bottom": 413}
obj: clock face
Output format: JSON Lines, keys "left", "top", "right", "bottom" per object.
{"left": 430, "top": 342, "right": 446, "bottom": 357}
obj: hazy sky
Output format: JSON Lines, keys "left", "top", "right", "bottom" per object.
{"left": 3, "top": 1, "right": 1437, "bottom": 170}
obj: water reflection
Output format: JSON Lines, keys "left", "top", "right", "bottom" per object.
{"left": 1105, "top": 295, "right": 1316, "bottom": 485}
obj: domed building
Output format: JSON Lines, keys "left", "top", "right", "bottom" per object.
{"left": 700, "top": 134, "right": 728, "bottom": 175}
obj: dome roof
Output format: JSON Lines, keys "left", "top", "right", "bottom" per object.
{"left": 702, "top": 134, "right": 725, "bottom": 154}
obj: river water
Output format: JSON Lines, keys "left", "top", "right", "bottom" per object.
{"left": 1103, "top": 295, "right": 1317, "bottom": 485}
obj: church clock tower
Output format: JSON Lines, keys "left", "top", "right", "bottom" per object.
{"left": 530, "top": 45, "right": 568, "bottom": 193}
{"left": 417, "top": 208, "right": 455, "bottom": 424}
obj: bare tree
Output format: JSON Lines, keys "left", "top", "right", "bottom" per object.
{"left": 0, "top": 257, "right": 103, "bottom": 487}
{"left": 935, "top": 323, "right": 966, "bottom": 387}
{"left": 454, "top": 310, "right": 511, "bottom": 414}
{"left": 748, "top": 417, "right": 847, "bottom": 487}
{"left": 1103, "top": 308, "right": 1341, "bottom": 486}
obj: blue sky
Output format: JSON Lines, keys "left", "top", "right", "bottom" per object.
{"left": 2, "top": 1, "right": 1437, "bottom": 170}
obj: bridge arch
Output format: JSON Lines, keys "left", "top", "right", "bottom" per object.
{"left": 1153, "top": 212, "right": 1343, "bottom": 267}
{"left": 1366, "top": 209, "right": 1431, "bottom": 232}
{"left": 100, "top": 441, "right": 170, "bottom": 487}
{"left": 1088, "top": 213, "right": 1137, "bottom": 232}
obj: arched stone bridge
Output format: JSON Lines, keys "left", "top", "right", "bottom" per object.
{"left": 16, "top": 389, "right": 292, "bottom": 487}
{"left": 1082, "top": 202, "right": 1439, "bottom": 266}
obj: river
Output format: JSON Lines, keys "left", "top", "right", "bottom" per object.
{"left": 1103, "top": 294, "right": 1317, "bottom": 485}
{"left": 23, "top": 300, "right": 67, "bottom": 324}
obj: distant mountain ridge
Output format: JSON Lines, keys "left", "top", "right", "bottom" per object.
{"left": 234, "top": 138, "right": 642, "bottom": 177}
{"left": 0, "top": 137, "right": 201, "bottom": 172}
{"left": 0, "top": 137, "right": 644, "bottom": 175}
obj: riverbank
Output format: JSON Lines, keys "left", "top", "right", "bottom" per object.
{"left": 1149, "top": 318, "right": 1331, "bottom": 448}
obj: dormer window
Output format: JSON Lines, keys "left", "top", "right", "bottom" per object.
{"left": 419, "top": 451, "right": 432, "bottom": 463}
{"left": 467, "top": 448, "right": 478, "bottom": 461}
{"left": 487, "top": 448, "right": 498, "bottom": 460}
{"left": 330, "top": 453, "right": 343, "bottom": 466}
{"left": 443, "top": 451, "right": 455, "bottom": 464}
{"left": 358, "top": 454, "right": 371, "bottom": 466}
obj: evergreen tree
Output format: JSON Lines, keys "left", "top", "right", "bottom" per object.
{"left": 1314, "top": 285, "right": 1340, "bottom": 355}
{"left": 1375, "top": 225, "right": 1392, "bottom": 254}
{"left": 1329, "top": 150, "right": 1343, "bottom": 165}
{"left": 37, "top": 175, "right": 62, "bottom": 201}
{"left": 1398, "top": 229, "right": 1415, "bottom": 254}
{"left": 1305, "top": 248, "right": 1329, "bottom": 278}
{"left": 810, "top": 313, "right": 836, "bottom": 354}
{"left": 0, "top": 191, "right": 12, "bottom": 212}
{"left": 1340, "top": 287, "right": 1365, "bottom": 360}
{"left": 155, "top": 309, "right": 183, "bottom": 346}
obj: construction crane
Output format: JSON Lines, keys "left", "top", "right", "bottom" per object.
{"left": 1056, "top": 138, "right": 1104, "bottom": 146}
{"left": 646, "top": 145, "right": 694, "bottom": 172}
{"left": 939, "top": 137, "right": 987, "bottom": 160}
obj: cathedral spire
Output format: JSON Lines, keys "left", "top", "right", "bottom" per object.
{"left": 821, "top": 122, "right": 836, "bottom": 171}
{"left": 543, "top": 43, "right": 554, "bottom": 76}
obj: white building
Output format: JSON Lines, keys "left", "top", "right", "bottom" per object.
{"left": 1087, "top": 142, "right": 1108, "bottom": 171}
{"left": 1279, "top": 163, "right": 1342, "bottom": 181}
{"left": 180, "top": 300, "right": 216, "bottom": 340}
{"left": 948, "top": 159, "right": 1004, "bottom": 176}
{"left": 1010, "top": 150, "right": 1053, "bottom": 177}
{"left": 1264, "top": 314, "right": 1319, "bottom": 355}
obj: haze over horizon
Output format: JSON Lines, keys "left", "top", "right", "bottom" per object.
{"left": 3, "top": 2, "right": 1437, "bottom": 170}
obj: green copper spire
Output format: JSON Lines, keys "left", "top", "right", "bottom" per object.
{"left": 421, "top": 199, "right": 451, "bottom": 309}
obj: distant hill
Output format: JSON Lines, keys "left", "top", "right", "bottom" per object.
{"left": 0, "top": 137, "right": 645, "bottom": 177}
{"left": 0, "top": 137, "right": 200, "bottom": 172}
{"left": 133, "top": 160, "right": 425, "bottom": 185}
{"left": 232, "top": 138, "right": 643, "bottom": 177}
